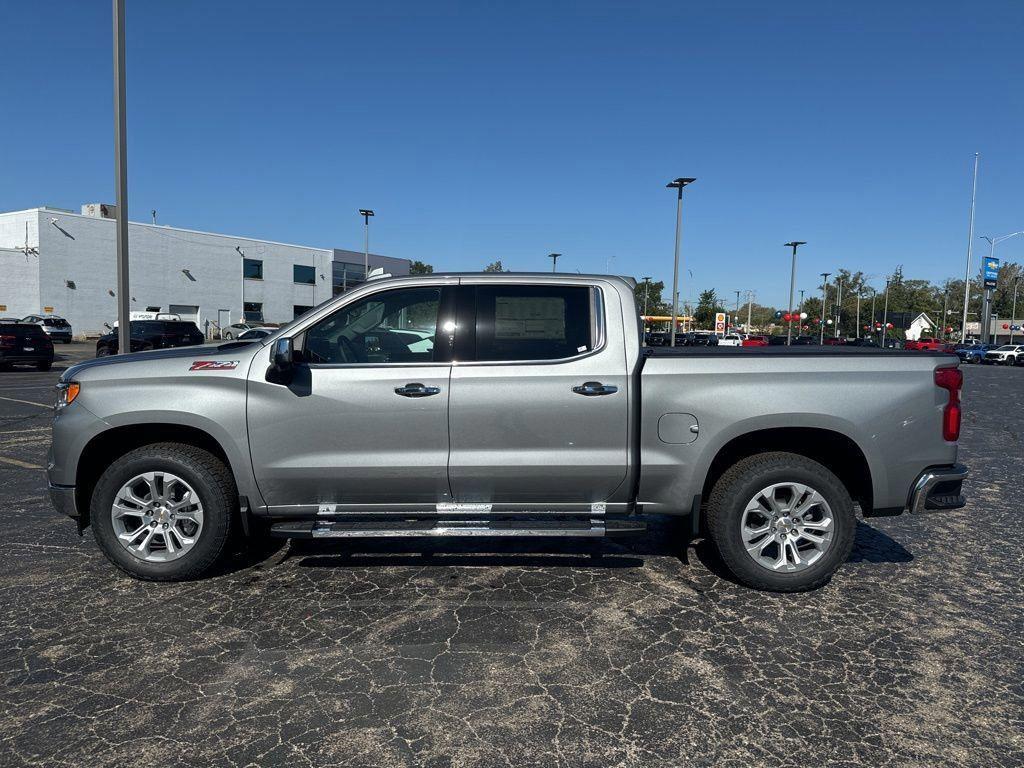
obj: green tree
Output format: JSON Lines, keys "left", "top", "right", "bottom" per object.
{"left": 693, "top": 289, "right": 723, "bottom": 328}
{"left": 634, "top": 279, "right": 669, "bottom": 318}
{"left": 409, "top": 260, "right": 434, "bottom": 275}
{"left": 483, "top": 260, "right": 508, "bottom": 272}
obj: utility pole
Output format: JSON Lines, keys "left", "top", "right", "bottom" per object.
{"left": 359, "top": 209, "right": 374, "bottom": 279}
{"left": 819, "top": 272, "right": 831, "bottom": 344}
{"left": 835, "top": 276, "right": 843, "bottom": 337}
{"left": 784, "top": 242, "right": 806, "bottom": 345}
{"left": 113, "top": 0, "right": 130, "bottom": 355}
{"left": 881, "top": 277, "right": 891, "bottom": 347}
{"left": 549, "top": 253, "right": 561, "bottom": 272}
{"left": 961, "top": 153, "right": 979, "bottom": 342}
{"left": 666, "top": 178, "right": 696, "bottom": 347}
{"left": 1011, "top": 279, "right": 1020, "bottom": 344}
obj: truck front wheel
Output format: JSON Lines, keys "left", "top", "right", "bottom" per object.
{"left": 706, "top": 452, "right": 856, "bottom": 592}
{"left": 90, "top": 443, "right": 236, "bottom": 581}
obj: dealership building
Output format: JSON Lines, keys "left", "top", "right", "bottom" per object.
{"left": 0, "top": 205, "right": 409, "bottom": 337}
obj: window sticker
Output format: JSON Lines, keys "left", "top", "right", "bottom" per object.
{"left": 494, "top": 296, "right": 566, "bottom": 340}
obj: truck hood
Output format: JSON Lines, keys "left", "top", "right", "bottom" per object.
{"left": 61, "top": 341, "right": 262, "bottom": 382}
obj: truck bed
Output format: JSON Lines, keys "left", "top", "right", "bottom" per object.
{"left": 644, "top": 346, "right": 956, "bottom": 358}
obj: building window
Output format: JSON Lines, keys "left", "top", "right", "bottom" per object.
{"left": 331, "top": 261, "right": 367, "bottom": 295}
{"left": 243, "top": 259, "right": 263, "bottom": 280}
{"left": 244, "top": 302, "right": 264, "bottom": 322}
{"left": 293, "top": 305, "right": 314, "bottom": 319}
{"left": 293, "top": 264, "right": 316, "bottom": 285}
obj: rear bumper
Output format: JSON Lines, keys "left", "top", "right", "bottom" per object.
{"left": 48, "top": 483, "right": 79, "bottom": 519}
{"left": 907, "top": 464, "right": 968, "bottom": 514}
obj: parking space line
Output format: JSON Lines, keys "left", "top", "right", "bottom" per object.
{"left": 0, "top": 455, "right": 44, "bottom": 470}
{"left": 0, "top": 395, "right": 51, "bottom": 409}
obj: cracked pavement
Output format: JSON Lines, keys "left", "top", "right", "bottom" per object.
{"left": 0, "top": 344, "right": 1021, "bottom": 766}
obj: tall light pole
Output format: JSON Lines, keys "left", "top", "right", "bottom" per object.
{"left": 784, "top": 242, "right": 806, "bottom": 344}
{"left": 358, "top": 209, "right": 374, "bottom": 280}
{"left": 835, "top": 276, "right": 843, "bottom": 337}
{"left": 818, "top": 272, "right": 830, "bottom": 344}
{"left": 979, "top": 232, "right": 1023, "bottom": 343}
{"left": 855, "top": 289, "right": 861, "bottom": 336}
{"left": 549, "top": 253, "right": 561, "bottom": 272}
{"left": 961, "top": 153, "right": 980, "bottom": 342}
{"left": 1011, "top": 279, "right": 1020, "bottom": 344}
{"left": 870, "top": 288, "right": 877, "bottom": 339}
{"left": 113, "top": 0, "right": 130, "bottom": 355}
{"left": 733, "top": 290, "right": 740, "bottom": 330}
{"left": 666, "top": 177, "right": 696, "bottom": 347}
{"left": 642, "top": 276, "right": 652, "bottom": 317}
{"left": 235, "top": 246, "right": 246, "bottom": 323}
{"left": 745, "top": 290, "right": 755, "bottom": 333}
{"left": 881, "top": 278, "right": 891, "bottom": 347}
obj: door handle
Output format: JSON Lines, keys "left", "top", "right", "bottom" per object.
{"left": 395, "top": 382, "right": 441, "bottom": 398}
{"left": 572, "top": 381, "right": 618, "bottom": 396}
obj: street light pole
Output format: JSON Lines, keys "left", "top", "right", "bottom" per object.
{"left": 666, "top": 178, "right": 696, "bottom": 347}
{"left": 235, "top": 246, "right": 246, "bottom": 323}
{"left": 881, "top": 278, "right": 891, "bottom": 347}
{"left": 835, "top": 276, "right": 843, "bottom": 337}
{"left": 1011, "top": 279, "right": 1020, "bottom": 344}
{"left": 642, "top": 276, "right": 652, "bottom": 317}
{"left": 784, "top": 242, "right": 806, "bottom": 345}
{"left": 359, "top": 209, "right": 374, "bottom": 279}
{"left": 979, "top": 232, "right": 1023, "bottom": 343}
{"left": 961, "top": 153, "right": 980, "bottom": 343}
{"left": 113, "top": 0, "right": 130, "bottom": 355}
{"left": 734, "top": 289, "right": 740, "bottom": 330}
{"left": 856, "top": 290, "right": 861, "bottom": 336}
{"left": 549, "top": 253, "right": 561, "bottom": 273}
{"left": 818, "top": 272, "right": 830, "bottom": 344}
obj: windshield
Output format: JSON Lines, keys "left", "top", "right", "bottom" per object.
{"left": 997, "top": 345, "right": 1015, "bottom": 351}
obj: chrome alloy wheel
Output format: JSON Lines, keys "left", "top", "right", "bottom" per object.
{"left": 110, "top": 471, "right": 204, "bottom": 562}
{"left": 740, "top": 482, "right": 834, "bottom": 572}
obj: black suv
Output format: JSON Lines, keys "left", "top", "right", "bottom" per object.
{"left": 0, "top": 322, "right": 55, "bottom": 370}
{"left": 96, "top": 321, "right": 205, "bottom": 357}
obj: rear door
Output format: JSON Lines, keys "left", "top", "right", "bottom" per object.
{"left": 447, "top": 281, "right": 630, "bottom": 505}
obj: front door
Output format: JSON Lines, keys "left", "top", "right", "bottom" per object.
{"left": 247, "top": 284, "right": 456, "bottom": 511}
{"left": 447, "top": 282, "right": 630, "bottom": 505}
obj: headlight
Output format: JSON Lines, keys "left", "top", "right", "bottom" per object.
{"left": 55, "top": 381, "right": 80, "bottom": 410}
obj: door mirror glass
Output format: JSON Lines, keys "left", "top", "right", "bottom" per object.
{"left": 269, "top": 337, "right": 295, "bottom": 383}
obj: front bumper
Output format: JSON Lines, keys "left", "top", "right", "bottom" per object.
{"left": 48, "top": 482, "right": 79, "bottom": 519}
{"left": 907, "top": 464, "right": 968, "bottom": 514}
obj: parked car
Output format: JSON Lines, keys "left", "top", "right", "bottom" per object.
{"left": 982, "top": 344, "right": 1024, "bottom": 365}
{"left": 0, "top": 322, "right": 54, "bottom": 370}
{"left": 644, "top": 332, "right": 672, "bottom": 347}
{"left": 741, "top": 335, "right": 769, "bottom": 347}
{"left": 822, "top": 337, "right": 847, "bottom": 346}
{"left": 222, "top": 322, "right": 258, "bottom": 340}
{"left": 95, "top": 320, "right": 205, "bottom": 357}
{"left": 848, "top": 337, "right": 878, "bottom": 347}
{"left": 20, "top": 314, "right": 73, "bottom": 343}
{"left": 767, "top": 335, "right": 789, "bottom": 345}
{"left": 719, "top": 333, "right": 744, "bottom": 347}
{"left": 48, "top": 273, "right": 967, "bottom": 592}
{"left": 791, "top": 335, "right": 817, "bottom": 346}
{"left": 237, "top": 327, "right": 277, "bottom": 341}
{"left": 906, "top": 338, "right": 955, "bottom": 352}
{"left": 882, "top": 338, "right": 904, "bottom": 349}
{"left": 684, "top": 332, "right": 719, "bottom": 347}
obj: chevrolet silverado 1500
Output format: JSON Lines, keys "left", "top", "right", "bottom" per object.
{"left": 48, "top": 273, "right": 967, "bottom": 591}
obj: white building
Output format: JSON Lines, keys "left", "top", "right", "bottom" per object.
{"left": 0, "top": 205, "right": 409, "bottom": 337}
{"left": 904, "top": 312, "right": 935, "bottom": 341}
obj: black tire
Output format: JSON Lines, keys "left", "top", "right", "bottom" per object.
{"left": 96, "top": 346, "right": 111, "bottom": 357}
{"left": 90, "top": 443, "right": 236, "bottom": 581}
{"left": 36, "top": 360, "right": 52, "bottom": 371}
{"left": 705, "top": 451, "right": 856, "bottom": 592}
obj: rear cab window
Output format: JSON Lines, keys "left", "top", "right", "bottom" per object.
{"left": 460, "top": 284, "right": 599, "bottom": 362}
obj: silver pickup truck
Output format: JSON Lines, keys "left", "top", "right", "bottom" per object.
{"left": 48, "top": 273, "right": 967, "bottom": 591}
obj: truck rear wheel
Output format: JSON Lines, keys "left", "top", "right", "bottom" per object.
{"left": 705, "top": 452, "right": 855, "bottom": 592}
{"left": 90, "top": 443, "right": 236, "bottom": 581}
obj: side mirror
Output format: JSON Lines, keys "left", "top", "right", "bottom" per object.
{"left": 268, "top": 337, "right": 295, "bottom": 383}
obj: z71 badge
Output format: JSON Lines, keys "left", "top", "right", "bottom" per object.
{"left": 189, "top": 360, "right": 239, "bottom": 371}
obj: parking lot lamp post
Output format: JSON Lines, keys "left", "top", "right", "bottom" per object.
{"left": 1011, "top": 279, "right": 1020, "bottom": 344}
{"left": 855, "top": 290, "right": 861, "bottom": 336}
{"left": 870, "top": 288, "right": 877, "bottom": 339}
{"left": 642, "top": 276, "right": 652, "bottom": 318}
{"left": 549, "top": 253, "right": 561, "bottom": 273}
{"left": 835, "top": 276, "right": 843, "bottom": 337}
{"left": 784, "top": 242, "right": 806, "bottom": 345}
{"left": 818, "top": 272, "right": 831, "bottom": 344}
{"left": 746, "top": 290, "right": 754, "bottom": 332}
{"left": 235, "top": 246, "right": 245, "bottom": 323}
{"left": 881, "top": 278, "right": 891, "bottom": 347}
{"left": 961, "top": 153, "right": 979, "bottom": 343}
{"left": 666, "top": 178, "right": 696, "bottom": 347}
{"left": 358, "top": 209, "right": 374, "bottom": 280}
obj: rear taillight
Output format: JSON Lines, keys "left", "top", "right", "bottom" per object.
{"left": 934, "top": 366, "right": 963, "bottom": 442}
{"left": 0, "top": 334, "right": 15, "bottom": 349}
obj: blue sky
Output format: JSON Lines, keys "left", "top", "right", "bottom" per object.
{"left": 4, "top": 0, "right": 1022, "bottom": 307}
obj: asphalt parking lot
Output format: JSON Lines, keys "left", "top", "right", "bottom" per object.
{"left": 1, "top": 343, "right": 1021, "bottom": 767}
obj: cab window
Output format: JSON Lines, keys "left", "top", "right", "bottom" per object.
{"left": 303, "top": 287, "right": 442, "bottom": 364}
